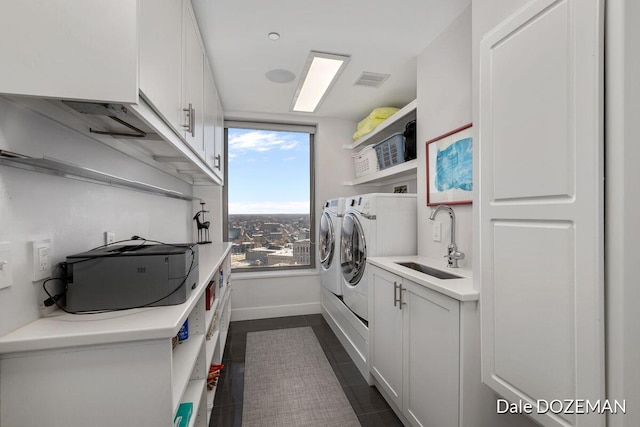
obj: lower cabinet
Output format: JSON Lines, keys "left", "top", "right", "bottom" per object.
{"left": 370, "top": 265, "right": 460, "bottom": 427}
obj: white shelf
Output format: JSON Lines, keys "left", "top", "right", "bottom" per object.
{"left": 205, "top": 298, "right": 220, "bottom": 332}
{"left": 206, "top": 330, "right": 221, "bottom": 367}
{"left": 0, "top": 153, "right": 197, "bottom": 201}
{"left": 345, "top": 99, "right": 417, "bottom": 150}
{"left": 344, "top": 159, "right": 417, "bottom": 186}
{"left": 172, "top": 334, "right": 205, "bottom": 411}
{"left": 179, "top": 378, "right": 206, "bottom": 427}
{"left": 206, "top": 384, "right": 217, "bottom": 424}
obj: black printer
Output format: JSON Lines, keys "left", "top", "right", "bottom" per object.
{"left": 65, "top": 243, "right": 199, "bottom": 312}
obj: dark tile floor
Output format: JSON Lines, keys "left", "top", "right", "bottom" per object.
{"left": 209, "top": 314, "right": 404, "bottom": 427}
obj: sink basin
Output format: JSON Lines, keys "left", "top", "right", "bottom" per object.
{"left": 395, "top": 262, "right": 463, "bottom": 280}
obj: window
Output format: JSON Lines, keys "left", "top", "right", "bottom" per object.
{"left": 223, "top": 123, "right": 315, "bottom": 272}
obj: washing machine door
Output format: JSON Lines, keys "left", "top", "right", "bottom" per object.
{"left": 340, "top": 212, "right": 366, "bottom": 285}
{"left": 319, "top": 211, "right": 335, "bottom": 269}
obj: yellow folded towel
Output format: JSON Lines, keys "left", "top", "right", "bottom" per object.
{"left": 353, "top": 107, "right": 399, "bottom": 140}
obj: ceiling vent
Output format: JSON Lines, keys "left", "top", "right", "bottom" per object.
{"left": 354, "top": 72, "right": 390, "bottom": 88}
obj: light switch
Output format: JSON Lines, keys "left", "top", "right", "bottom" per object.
{"left": 0, "top": 241, "right": 12, "bottom": 290}
{"left": 432, "top": 221, "right": 442, "bottom": 242}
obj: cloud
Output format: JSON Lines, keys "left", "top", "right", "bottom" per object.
{"left": 228, "top": 130, "right": 303, "bottom": 154}
{"left": 282, "top": 156, "right": 296, "bottom": 161}
{"left": 279, "top": 141, "right": 298, "bottom": 150}
{"left": 228, "top": 201, "right": 309, "bottom": 214}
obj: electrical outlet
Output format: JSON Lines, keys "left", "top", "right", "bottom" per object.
{"left": 32, "top": 239, "right": 51, "bottom": 282}
{"left": 105, "top": 231, "right": 116, "bottom": 245}
{"left": 0, "top": 242, "right": 12, "bottom": 290}
{"left": 432, "top": 221, "right": 442, "bottom": 242}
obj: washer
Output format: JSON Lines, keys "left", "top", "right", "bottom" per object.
{"left": 319, "top": 198, "right": 345, "bottom": 295}
{"left": 340, "top": 193, "right": 417, "bottom": 321}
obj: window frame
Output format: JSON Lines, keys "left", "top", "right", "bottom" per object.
{"left": 223, "top": 123, "right": 316, "bottom": 273}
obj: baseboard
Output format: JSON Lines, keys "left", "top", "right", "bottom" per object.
{"left": 230, "top": 302, "right": 321, "bottom": 321}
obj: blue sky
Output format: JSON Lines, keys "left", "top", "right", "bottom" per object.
{"left": 227, "top": 128, "right": 310, "bottom": 214}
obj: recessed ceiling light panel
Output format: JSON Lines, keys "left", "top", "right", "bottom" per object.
{"left": 291, "top": 51, "right": 350, "bottom": 113}
{"left": 268, "top": 32, "right": 280, "bottom": 40}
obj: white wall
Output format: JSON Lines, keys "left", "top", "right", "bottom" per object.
{"left": 0, "top": 97, "right": 194, "bottom": 336}
{"left": 606, "top": 0, "right": 640, "bottom": 425}
{"left": 222, "top": 111, "right": 366, "bottom": 320}
{"left": 416, "top": 7, "right": 473, "bottom": 267}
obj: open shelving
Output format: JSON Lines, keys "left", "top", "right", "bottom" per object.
{"left": 0, "top": 243, "right": 233, "bottom": 427}
{"left": 344, "top": 99, "right": 418, "bottom": 186}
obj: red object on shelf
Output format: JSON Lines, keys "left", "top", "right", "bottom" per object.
{"left": 205, "top": 281, "right": 215, "bottom": 310}
{"left": 207, "top": 364, "right": 224, "bottom": 390}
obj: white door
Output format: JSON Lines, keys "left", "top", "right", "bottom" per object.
{"left": 214, "top": 93, "right": 225, "bottom": 181}
{"left": 370, "top": 266, "right": 404, "bottom": 409}
{"left": 139, "top": 0, "right": 182, "bottom": 133}
{"left": 479, "top": 0, "right": 604, "bottom": 426}
{"left": 203, "top": 61, "right": 217, "bottom": 173}
{"left": 404, "top": 282, "right": 459, "bottom": 427}
{"left": 183, "top": 0, "right": 205, "bottom": 158}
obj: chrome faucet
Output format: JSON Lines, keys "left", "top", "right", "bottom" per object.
{"left": 429, "top": 205, "right": 465, "bottom": 268}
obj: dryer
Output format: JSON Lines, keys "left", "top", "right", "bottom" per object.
{"left": 340, "top": 193, "right": 417, "bottom": 321}
{"left": 319, "top": 198, "right": 345, "bottom": 295}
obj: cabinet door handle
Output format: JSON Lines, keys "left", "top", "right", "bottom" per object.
{"left": 215, "top": 154, "right": 221, "bottom": 170}
{"left": 393, "top": 281, "right": 399, "bottom": 307}
{"left": 183, "top": 103, "right": 195, "bottom": 137}
{"left": 399, "top": 286, "right": 407, "bottom": 309}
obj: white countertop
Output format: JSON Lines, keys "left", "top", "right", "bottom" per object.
{"left": 368, "top": 255, "right": 478, "bottom": 302}
{"left": 0, "top": 242, "right": 232, "bottom": 354}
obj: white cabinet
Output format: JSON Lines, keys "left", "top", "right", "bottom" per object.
{"left": 371, "top": 267, "right": 404, "bottom": 408}
{"left": 182, "top": 0, "right": 205, "bottom": 158}
{"left": 0, "top": 243, "right": 232, "bottom": 427}
{"left": 203, "top": 61, "right": 225, "bottom": 183}
{"left": 0, "top": 0, "right": 138, "bottom": 103}
{"left": 140, "top": 0, "right": 213, "bottom": 165}
{"left": 370, "top": 265, "right": 460, "bottom": 427}
{"left": 479, "top": 1, "right": 604, "bottom": 426}
{"left": 214, "top": 91, "right": 226, "bottom": 182}
{"left": 139, "top": 0, "right": 183, "bottom": 134}
{"left": 0, "top": 0, "right": 224, "bottom": 186}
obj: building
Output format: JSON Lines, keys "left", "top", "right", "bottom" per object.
{"left": 245, "top": 247, "right": 276, "bottom": 265}
{"left": 293, "top": 239, "right": 311, "bottom": 265}
{"left": 267, "top": 249, "right": 293, "bottom": 266}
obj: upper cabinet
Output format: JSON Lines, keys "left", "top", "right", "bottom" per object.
{"left": 0, "top": 0, "right": 224, "bottom": 186}
{"left": 139, "top": 0, "right": 183, "bottom": 133}
{"left": 204, "top": 60, "right": 224, "bottom": 184}
{"left": 182, "top": 0, "right": 206, "bottom": 159}
{"left": 0, "top": 0, "right": 138, "bottom": 103}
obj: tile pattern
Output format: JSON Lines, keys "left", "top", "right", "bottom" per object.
{"left": 209, "top": 314, "right": 404, "bottom": 427}
{"left": 242, "top": 327, "right": 360, "bottom": 427}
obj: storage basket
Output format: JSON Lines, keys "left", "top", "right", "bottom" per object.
{"left": 352, "top": 145, "right": 379, "bottom": 178}
{"left": 374, "top": 132, "right": 405, "bottom": 170}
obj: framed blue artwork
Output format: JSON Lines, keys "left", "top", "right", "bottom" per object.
{"left": 426, "top": 123, "right": 473, "bottom": 206}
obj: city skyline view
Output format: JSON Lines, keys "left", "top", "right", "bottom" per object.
{"left": 228, "top": 213, "right": 312, "bottom": 269}
{"left": 227, "top": 128, "right": 310, "bottom": 214}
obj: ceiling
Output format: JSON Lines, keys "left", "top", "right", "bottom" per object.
{"left": 191, "top": 0, "right": 470, "bottom": 122}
